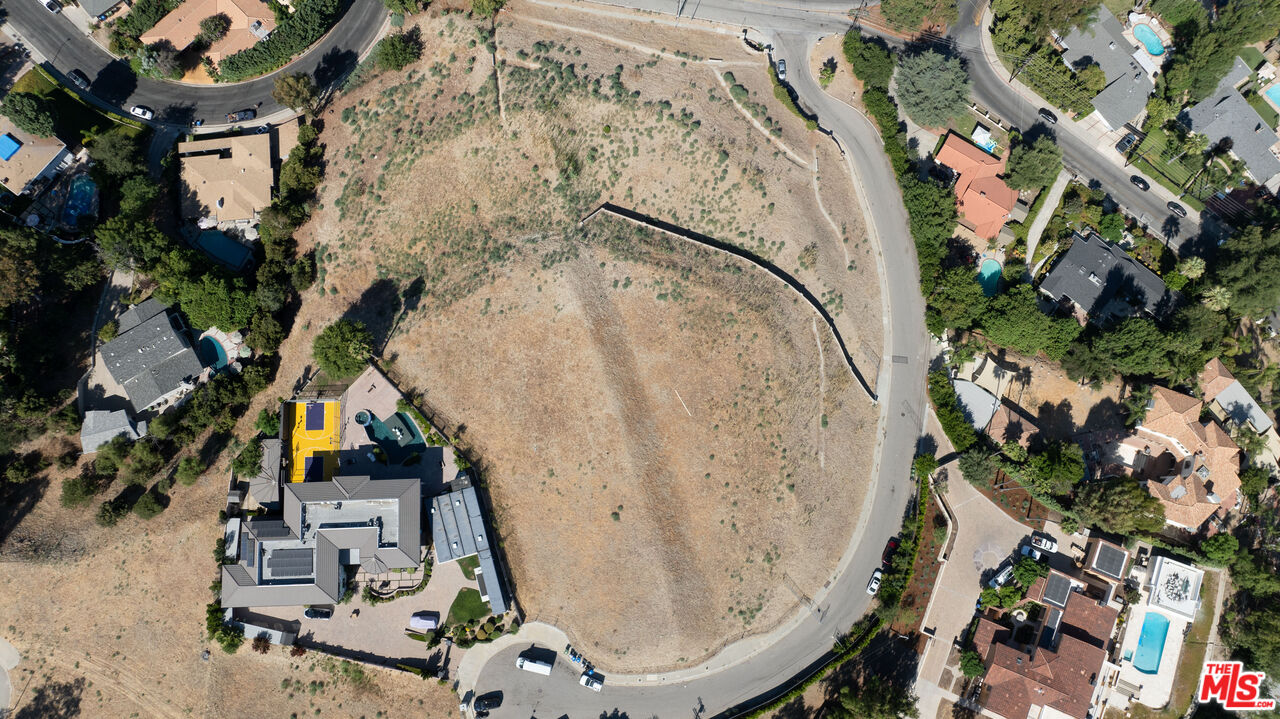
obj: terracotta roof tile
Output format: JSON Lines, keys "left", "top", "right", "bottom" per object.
{"left": 1199, "top": 358, "right": 1236, "bottom": 404}
{"left": 935, "top": 133, "right": 1018, "bottom": 240}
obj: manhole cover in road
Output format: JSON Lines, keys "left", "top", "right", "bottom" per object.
{"left": 973, "top": 541, "right": 1007, "bottom": 574}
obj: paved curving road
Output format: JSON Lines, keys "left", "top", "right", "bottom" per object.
{"left": 470, "top": 19, "right": 929, "bottom": 719}
{"left": 2, "top": 0, "right": 387, "bottom": 125}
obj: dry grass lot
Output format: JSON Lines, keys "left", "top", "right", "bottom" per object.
{"left": 289, "top": 4, "right": 880, "bottom": 672}
{"left": 0, "top": 474, "right": 458, "bottom": 718}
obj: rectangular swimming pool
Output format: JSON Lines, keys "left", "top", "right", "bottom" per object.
{"left": 1265, "top": 84, "right": 1280, "bottom": 110}
{"left": 1134, "top": 611, "right": 1170, "bottom": 674}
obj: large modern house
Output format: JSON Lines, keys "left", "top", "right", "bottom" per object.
{"left": 1060, "top": 13, "right": 1156, "bottom": 131}
{"left": 99, "top": 299, "right": 204, "bottom": 413}
{"left": 221, "top": 475, "right": 423, "bottom": 608}
{"left": 1181, "top": 58, "right": 1280, "bottom": 193}
{"left": 177, "top": 134, "right": 274, "bottom": 227}
{"left": 0, "top": 118, "right": 71, "bottom": 196}
{"left": 140, "top": 0, "right": 275, "bottom": 65}
{"left": 1040, "top": 231, "right": 1175, "bottom": 324}
{"left": 432, "top": 486, "right": 510, "bottom": 614}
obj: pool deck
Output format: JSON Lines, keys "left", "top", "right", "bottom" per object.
{"left": 197, "top": 328, "right": 245, "bottom": 379}
{"left": 1115, "top": 598, "right": 1186, "bottom": 708}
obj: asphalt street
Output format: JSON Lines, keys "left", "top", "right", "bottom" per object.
{"left": 3, "top": 0, "right": 387, "bottom": 125}
{"left": 471, "top": 23, "right": 929, "bottom": 719}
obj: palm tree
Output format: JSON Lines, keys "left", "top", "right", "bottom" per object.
{"left": 1202, "top": 286, "right": 1232, "bottom": 312}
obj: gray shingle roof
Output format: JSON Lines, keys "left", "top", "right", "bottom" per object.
{"left": 1061, "top": 13, "right": 1154, "bottom": 130}
{"left": 431, "top": 486, "right": 508, "bottom": 614}
{"left": 248, "top": 438, "right": 283, "bottom": 506}
{"left": 100, "top": 303, "right": 203, "bottom": 411}
{"left": 1039, "top": 232, "right": 1175, "bottom": 322}
{"left": 79, "top": 409, "right": 144, "bottom": 453}
{"left": 117, "top": 298, "right": 168, "bottom": 333}
{"left": 1181, "top": 58, "right": 1280, "bottom": 188}
{"left": 78, "top": 0, "right": 124, "bottom": 18}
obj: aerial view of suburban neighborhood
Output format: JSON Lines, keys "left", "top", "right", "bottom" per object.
{"left": 3, "top": 0, "right": 1280, "bottom": 715}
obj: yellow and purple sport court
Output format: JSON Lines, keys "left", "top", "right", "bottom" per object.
{"left": 284, "top": 399, "right": 340, "bottom": 483}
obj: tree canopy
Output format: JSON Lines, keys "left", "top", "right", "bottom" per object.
{"left": 1, "top": 92, "right": 56, "bottom": 137}
{"left": 1004, "top": 135, "right": 1062, "bottom": 190}
{"left": 312, "top": 320, "right": 373, "bottom": 378}
{"left": 1213, "top": 225, "right": 1280, "bottom": 318}
{"left": 272, "top": 72, "right": 319, "bottom": 113}
{"left": 841, "top": 31, "right": 894, "bottom": 90}
{"left": 895, "top": 50, "right": 971, "bottom": 128}
{"left": 375, "top": 32, "right": 422, "bottom": 71}
{"left": 89, "top": 128, "right": 143, "bottom": 177}
{"left": 926, "top": 267, "right": 989, "bottom": 334}
{"left": 830, "top": 676, "right": 919, "bottom": 719}
{"left": 1075, "top": 479, "right": 1165, "bottom": 534}
{"left": 880, "top": 0, "right": 957, "bottom": 30}
{"left": 980, "top": 284, "right": 1082, "bottom": 360}
{"left": 1026, "top": 441, "right": 1085, "bottom": 495}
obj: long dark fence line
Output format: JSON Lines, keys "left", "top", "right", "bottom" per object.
{"left": 580, "top": 202, "right": 878, "bottom": 403}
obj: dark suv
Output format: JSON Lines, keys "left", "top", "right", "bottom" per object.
{"left": 67, "top": 69, "right": 91, "bottom": 91}
{"left": 1115, "top": 132, "right": 1138, "bottom": 154}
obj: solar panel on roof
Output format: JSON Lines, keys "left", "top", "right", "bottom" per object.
{"left": 268, "top": 548, "right": 314, "bottom": 577}
{"left": 1044, "top": 574, "right": 1072, "bottom": 608}
{"left": 1093, "top": 544, "right": 1127, "bottom": 579}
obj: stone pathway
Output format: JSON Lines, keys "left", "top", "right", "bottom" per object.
{"left": 1023, "top": 168, "right": 1071, "bottom": 269}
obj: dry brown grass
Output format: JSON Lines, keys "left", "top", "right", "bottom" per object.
{"left": 290, "top": 5, "right": 882, "bottom": 673}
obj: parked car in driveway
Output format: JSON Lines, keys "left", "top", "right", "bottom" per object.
{"left": 1130, "top": 175, "right": 1150, "bottom": 191}
{"left": 866, "top": 568, "right": 883, "bottom": 595}
{"left": 1167, "top": 201, "right": 1187, "bottom": 217}
{"left": 579, "top": 671, "right": 604, "bottom": 691}
{"left": 67, "top": 69, "right": 91, "bottom": 90}
{"left": 304, "top": 606, "right": 332, "bottom": 620}
{"left": 1020, "top": 544, "right": 1043, "bottom": 561}
{"left": 1029, "top": 533, "right": 1058, "bottom": 553}
{"left": 882, "top": 536, "right": 900, "bottom": 565}
{"left": 409, "top": 611, "right": 439, "bottom": 631}
{"left": 226, "top": 108, "right": 257, "bottom": 123}
{"left": 473, "top": 692, "right": 502, "bottom": 710}
{"left": 988, "top": 562, "right": 1014, "bottom": 588}
{"left": 1038, "top": 108, "right": 1057, "bottom": 124}
{"left": 1116, "top": 132, "right": 1138, "bottom": 154}
{"left": 776, "top": 59, "right": 787, "bottom": 80}
{"left": 129, "top": 105, "right": 154, "bottom": 120}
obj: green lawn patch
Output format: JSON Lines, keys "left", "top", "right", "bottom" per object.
{"left": 1246, "top": 92, "right": 1280, "bottom": 130}
{"left": 446, "top": 588, "right": 490, "bottom": 626}
{"left": 11, "top": 67, "right": 144, "bottom": 148}
{"left": 1134, "top": 129, "right": 1198, "bottom": 188}
{"left": 457, "top": 555, "right": 480, "bottom": 580}
{"left": 954, "top": 112, "right": 978, "bottom": 137}
{"left": 1238, "top": 47, "right": 1265, "bottom": 71}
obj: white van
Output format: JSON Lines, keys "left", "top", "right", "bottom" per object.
{"left": 516, "top": 657, "right": 553, "bottom": 676}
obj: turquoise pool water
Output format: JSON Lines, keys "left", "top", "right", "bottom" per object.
{"left": 1133, "top": 23, "right": 1165, "bottom": 56}
{"left": 973, "top": 134, "right": 998, "bottom": 153}
{"left": 199, "top": 336, "right": 228, "bottom": 371}
{"left": 1264, "top": 84, "right": 1280, "bottom": 108}
{"left": 196, "top": 230, "right": 253, "bottom": 271}
{"left": 365, "top": 412, "right": 427, "bottom": 464}
{"left": 1134, "top": 612, "right": 1170, "bottom": 674}
{"left": 61, "top": 174, "right": 98, "bottom": 227}
{"left": 977, "top": 259, "right": 1002, "bottom": 297}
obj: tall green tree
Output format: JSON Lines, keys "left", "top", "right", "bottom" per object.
{"left": 980, "top": 284, "right": 1082, "bottom": 360}
{"left": 272, "top": 72, "right": 318, "bottom": 113}
{"left": 1213, "top": 225, "right": 1280, "bottom": 317}
{"left": 89, "top": 128, "right": 142, "bottom": 177}
{"left": 896, "top": 50, "right": 970, "bottom": 128}
{"left": 1, "top": 92, "right": 56, "bottom": 137}
{"left": 1075, "top": 479, "right": 1165, "bottom": 534}
{"left": 830, "top": 676, "right": 919, "bottom": 719}
{"left": 1004, "top": 135, "right": 1062, "bottom": 190}
{"left": 842, "top": 30, "right": 895, "bottom": 89}
{"left": 471, "top": 0, "right": 504, "bottom": 16}
{"left": 927, "top": 267, "right": 989, "bottom": 334}
{"left": 1026, "top": 441, "right": 1085, "bottom": 495}
{"left": 1063, "top": 318, "right": 1171, "bottom": 382}
{"left": 881, "top": 0, "right": 957, "bottom": 29}
{"left": 312, "top": 319, "right": 373, "bottom": 378}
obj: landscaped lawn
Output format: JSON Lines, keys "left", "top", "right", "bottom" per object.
{"left": 1134, "top": 129, "right": 1199, "bottom": 189}
{"left": 1246, "top": 92, "right": 1279, "bottom": 130}
{"left": 1239, "top": 47, "right": 1265, "bottom": 71}
{"left": 11, "top": 67, "right": 144, "bottom": 148}
{"left": 446, "top": 587, "right": 490, "bottom": 627}
{"left": 457, "top": 555, "right": 480, "bottom": 580}
{"left": 1109, "top": 571, "right": 1220, "bottom": 719}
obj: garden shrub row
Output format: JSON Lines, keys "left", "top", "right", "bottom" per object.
{"left": 216, "top": 0, "right": 342, "bottom": 81}
{"left": 927, "top": 370, "right": 977, "bottom": 451}
{"left": 768, "top": 65, "right": 818, "bottom": 131}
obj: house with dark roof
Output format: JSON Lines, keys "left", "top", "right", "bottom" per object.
{"left": 1039, "top": 231, "right": 1176, "bottom": 324}
{"left": 1060, "top": 13, "right": 1156, "bottom": 131}
{"left": 1180, "top": 58, "right": 1280, "bottom": 193}
{"left": 432, "top": 486, "right": 510, "bottom": 615}
{"left": 221, "top": 474, "right": 422, "bottom": 608}
{"left": 974, "top": 571, "right": 1120, "bottom": 719}
{"left": 79, "top": 409, "right": 147, "bottom": 453}
{"left": 99, "top": 299, "right": 205, "bottom": 413}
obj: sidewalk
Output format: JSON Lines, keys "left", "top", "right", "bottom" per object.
{"left": 1023, "top": 168, "right": 1071, "bottom": 267}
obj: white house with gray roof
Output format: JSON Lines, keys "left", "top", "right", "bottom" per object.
{"left": 1060, "top": 13, "right": 1155, "bottom": 131}
{"left": 99, "top": 299, "right": 204, "bottom": 413}
{"left": 221, "top": 474, "right": 422, "bottom": 608}
{"left": 431, "top": 486, "right": 510, "bottom": 615}
{"left": 1181, "top": 58, "right": 1280, "bottom": 192}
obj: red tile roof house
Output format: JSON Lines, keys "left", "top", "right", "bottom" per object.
{"left": 972, "top": 570, "right": 1121, "bottom": 719}
{"left": 1081, "top": 381, "right": 1242, "bottom": 533}
{"left": 934, "top": 132, "right": 1020, "bottom": 241}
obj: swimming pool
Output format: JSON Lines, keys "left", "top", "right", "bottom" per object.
{"left": 1133, "top": 611, "right": 1170, "bottom": 674}
{"left": 199, "top": 336, "right": 229, "bottom": 371}
{"left": 196, "top": 230, "right": 253, "bottom": 271}
{"left": 977, "top": 258, "right": 1002, "bottom": 297}
{"left": 1133, "top": 23, "right": 1165, "bottom": 56}
{"left": 61, "top": 174, "right": 98, "bottom": 227}
{"left": 1264, "top": 84, "right": 1280, "bottom": 109}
